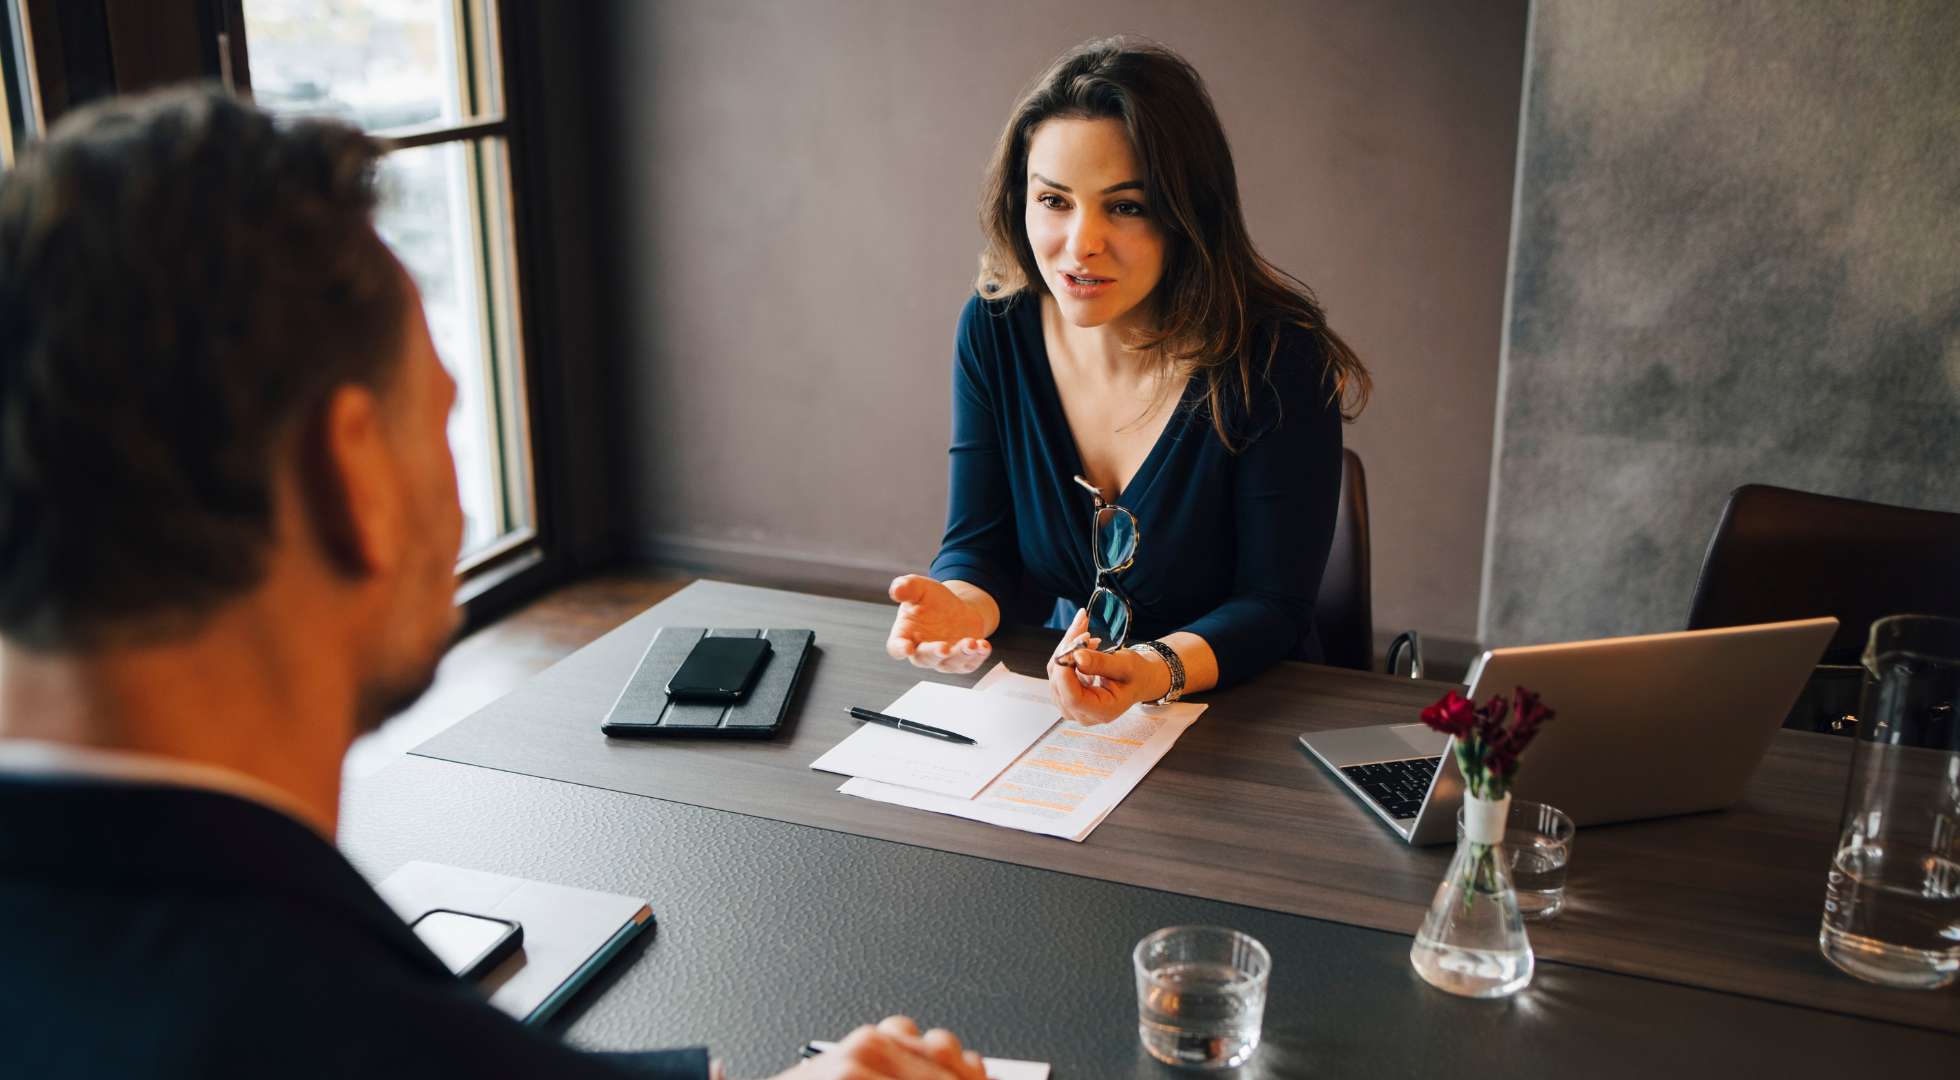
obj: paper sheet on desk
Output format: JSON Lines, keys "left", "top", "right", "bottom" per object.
{"left": 806, "top": 1040, "right": 1048, "bottom": 1080}
{"left": 809, "top": 680, "right": 1060, "bottom": 798}
{"left": 839, "top": 663, "right": 1205, "bottom": 841}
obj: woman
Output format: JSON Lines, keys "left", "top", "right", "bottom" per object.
{"left": 886, "top": 37, "right": 1370, "bottom": 725}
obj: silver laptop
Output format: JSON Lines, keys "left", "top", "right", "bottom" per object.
{"left": 1297, "top": 617, "right": 1837, "bottom": 844}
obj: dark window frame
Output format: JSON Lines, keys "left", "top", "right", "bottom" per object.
{"left": 1, "top": 0, "right": 40, "bottom": 164}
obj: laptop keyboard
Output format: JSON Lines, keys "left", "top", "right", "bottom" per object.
{"left": 1339, "top": 757, "right": 1442, "bottom": 820}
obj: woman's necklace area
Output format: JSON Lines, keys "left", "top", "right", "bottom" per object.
{"left": 1048, "top": 335, "right": 1178, "bottom": 430}
{"left": 1057, "top": 353, "right": 1176, "bottom": 435}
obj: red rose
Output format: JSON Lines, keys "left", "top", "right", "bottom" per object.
{"left": 1499, "top": 685, "right": 1554, "bottom": 756}
{"left": 1420, "top": 690, "right": 1478, "bottom": 737}
{"left": 1476, "top": 693, "right": 1510, "bottom": 745}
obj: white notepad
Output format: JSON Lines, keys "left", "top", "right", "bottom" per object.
{"left": 840, "top": 664, "right": 1206, "bottom": 841}
{"left": 808, "top": 680, "right": 1059, "bottom": 798}
{"left": 375, "top": 861, "right": 653, "bottom": 1026}
{"left": 806, "top": 1040, "right": 1049, "bottom": 1080}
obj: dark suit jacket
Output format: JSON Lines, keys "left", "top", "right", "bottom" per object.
{"left": 0, "top": 775, "right": 708, "bottom": 1079}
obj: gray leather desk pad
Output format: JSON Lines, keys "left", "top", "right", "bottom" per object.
{"left": 340, "top": 757, "right": 1957, "bottom": 1077}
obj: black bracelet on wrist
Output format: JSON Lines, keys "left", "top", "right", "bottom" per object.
{"left": 1128, "top": 640, "right": 1186, "bottom": 704}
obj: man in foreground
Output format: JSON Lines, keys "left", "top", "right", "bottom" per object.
{"left": 0, "top": 88, "right": 982, "bottom": 1080}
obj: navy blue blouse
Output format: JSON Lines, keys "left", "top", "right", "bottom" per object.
{"left": 928, "top": 291, "right": 1343, "bottom": 688}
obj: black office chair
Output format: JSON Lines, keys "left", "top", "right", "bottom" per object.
{"left": 1686, "top": 483, "right": 1960, "bottom": 731}
{"left": 1312, "top": 448, "right": 1422, "bottom": 676}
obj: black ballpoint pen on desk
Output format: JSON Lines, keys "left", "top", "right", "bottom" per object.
{"left": 847, "top": 706, "right": 978, "bottom": 745}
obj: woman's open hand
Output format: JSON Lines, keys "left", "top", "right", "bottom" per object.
{"left": 887, "top": 575, "right": 992, "bottom": 674}
{"left": 1045, "top": 609, "right": 1171, "bottom": 725}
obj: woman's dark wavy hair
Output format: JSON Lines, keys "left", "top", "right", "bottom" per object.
{"left": 977, "top": 37, "right": 1370, "bottom": 445}
{"left": 0, "top": 86, "right": 403, "bottom": 648}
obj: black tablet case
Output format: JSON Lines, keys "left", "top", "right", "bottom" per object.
{"left": 599, "top": 627, "right": 814, "bottom": 738}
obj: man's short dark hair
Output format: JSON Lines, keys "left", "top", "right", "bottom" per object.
{"left": 0, "top": 86, "right": 406, "bottom": 649}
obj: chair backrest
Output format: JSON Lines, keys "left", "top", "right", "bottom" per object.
{"left": 1312, "top": 448, "right": 1373, "bottom": 670}
{"left": 1686, "top": 484, "right": 1960, "bottom": 665}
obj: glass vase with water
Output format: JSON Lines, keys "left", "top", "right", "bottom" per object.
{"left": 1410, "top": 791, "right": 1534, "bottom": 997}
{"left": 1819, "top": 615, "right": 1960, "bottom": 989}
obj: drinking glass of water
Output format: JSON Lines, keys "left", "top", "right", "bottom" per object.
{"left": 1819, "top": 615, "right": 1960, "bottom": 989}
{"left": 1133, "top": 926, "right": 1269, "bottom": 1069}
{"left": 1457, "top": 798, "right": 1575, "bottom": 920}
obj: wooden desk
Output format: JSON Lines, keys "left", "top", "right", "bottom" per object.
{"left": 412, "top": 580, "right": 1959, "bottom": 1033}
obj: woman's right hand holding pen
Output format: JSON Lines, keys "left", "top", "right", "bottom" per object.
{"left": 886, "top": 575, "right": 996, "bottom": 675}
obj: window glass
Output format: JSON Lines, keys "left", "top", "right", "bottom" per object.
{"left": 373, "top": 140, "right": 503, "bottom": 553}
{"left": 0, "top": 0, "right": 31, "bottom": 168}
{"left": 244, "top": 1, "right": 529, "bottom": 561}
{"left": 242, "top": 0, "right": 477, "bottom": 130}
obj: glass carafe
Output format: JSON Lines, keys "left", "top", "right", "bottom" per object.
{"left": 1819, "top": 615, "right": 1960, "bottom": 989}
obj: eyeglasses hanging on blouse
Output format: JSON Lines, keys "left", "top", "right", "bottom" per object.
{"left": 1072, "top": 473, "right": 1139, "bottom": 650}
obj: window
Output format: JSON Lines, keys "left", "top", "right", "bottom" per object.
{"left": 238, "top": 0, "right": 535, "bottom": 570}
{"left": 0, "top": 0, "right": 36, "bottom": 168}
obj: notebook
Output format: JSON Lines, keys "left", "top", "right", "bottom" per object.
{"left": 376, "top": 861, "right": 654, "bottom": 1025}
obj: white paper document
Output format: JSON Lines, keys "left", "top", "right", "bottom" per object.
{"left": 805, "top": 1041, "right": 1049, "bottom": 1080}
{"left": 809, "top": 680, "right": 1060, "bottom": 799}
{"left": 838, "top": 663, "right": 1205, "bottom": 841}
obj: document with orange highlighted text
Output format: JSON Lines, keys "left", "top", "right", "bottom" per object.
{"left": 837, "top": 663, "right": 1206, "bottom": 841}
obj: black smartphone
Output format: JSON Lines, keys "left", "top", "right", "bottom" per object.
{"left": 411, "top": 909, "right": 522, "bottom": 982}
{"left": 666, "top": 636, "right": 772, "bottom": 701}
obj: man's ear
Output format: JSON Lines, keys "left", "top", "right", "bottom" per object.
{"left": 296, "top": 384, "right": 401, "bottom": 577}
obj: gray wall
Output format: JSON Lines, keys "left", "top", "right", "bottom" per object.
{"left": 1483, "top": 1, "right": 1960, "bottom": 646}
{"left": 594, "top": 0, "right": 1526, "bottom": 646}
